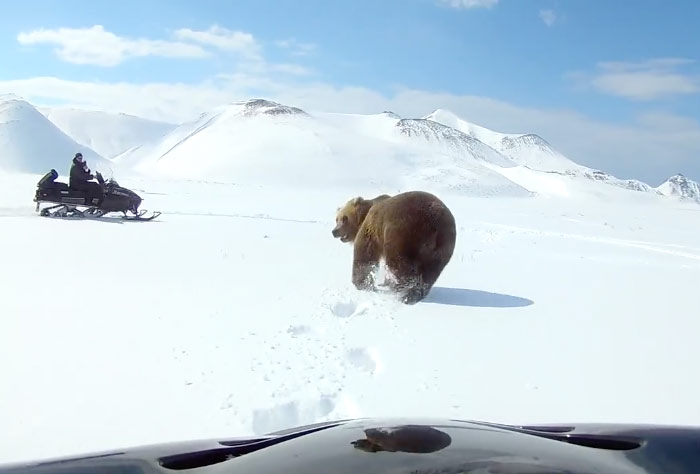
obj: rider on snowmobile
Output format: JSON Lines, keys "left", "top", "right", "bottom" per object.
{"left": 69, "top": 152, "right": 102, "bottom": 204}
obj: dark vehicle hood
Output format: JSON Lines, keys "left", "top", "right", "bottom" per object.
{"left": 2, "top": 418, "right": 699, "bottom": 474}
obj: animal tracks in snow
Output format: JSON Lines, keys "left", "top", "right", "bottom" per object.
{"left": 321, "top": 284, "right": 405, "bottom": 321}
{"left": 237, "top": 287, "right": 399, "bottom": 435}
{"left": 345, "top": 347, "right": 382, "bottom": 375}
{"left": 287, "top": 324, "right": 313, "bottom": 337}
{"left": 330, "top": 300, "right": 359, "bottom": 318}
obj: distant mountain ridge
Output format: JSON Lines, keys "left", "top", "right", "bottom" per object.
{"left": 1, "top": 94, "right": 698, "bottom": 204}
{"left": 656, "top": 174, "right": 700, "bottom": 202}
{"left": 422, "top": 107, "right": 698, "bottom": 199}
{"left": 39, "top": 106, "right": 176, "bottom": 159}
{"left": 0, "top": 94, "right": 108, "bottom": 175}
{"left": 105, "top": 98, "right": 700, "bottom": 202}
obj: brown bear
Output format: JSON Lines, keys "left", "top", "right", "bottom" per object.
{"left": 332, "top": 190, "right": 456, "bottom": 304}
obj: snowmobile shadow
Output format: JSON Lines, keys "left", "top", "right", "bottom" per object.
{"left": 52, "top": 216, "right": 127, "bottom": 225}
{"left": 51, "top": 215, "right": 161, "bottom": 225}
{"left": 423, "top": 287, "right": 534, "bottom": 308}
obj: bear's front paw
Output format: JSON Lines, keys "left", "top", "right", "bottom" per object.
{"left": 401, "top": 287, "right": 426, "bottom": 305}
{"left": 353, "top": 277, "right": 376, "bottom": 291}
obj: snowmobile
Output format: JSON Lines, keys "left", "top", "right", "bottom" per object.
{"left": 33, "top": 168, "right": 161, "bottom": 221}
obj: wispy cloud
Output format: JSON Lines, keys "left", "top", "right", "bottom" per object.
{"left": 15, "top": 24, "right": 314, "bottom": 81}
{"left": 539, "top": 9, "right": 557, "bottom": 27}
{"left": 1, "top": 76, "right": 236, "bottom": 123}
{"left": 17, "top": 25, "right": 210, "bottom": 67}
{"left": 437, "top": 0, "right": 498, "bottom": 10}
{"left": 569, "top": 58, "right": 700, "bottom": 101}
{"left": 269, "top": 63, "right": 313, "bottom": 76}
{"left": 173, "top": 25, "right": 261, "bottom": 60}
{"left": 275, "top": 38, "right": 318, "bottom": 57}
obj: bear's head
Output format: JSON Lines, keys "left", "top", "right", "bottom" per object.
{"left": 332, "top": 197, "right": 368, "bottom": 243}
{"left": 332, "top": 195, "right": 390, "bottom": 243}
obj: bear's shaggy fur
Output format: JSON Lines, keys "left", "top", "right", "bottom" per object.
{"left": 332, "top": 190, "right": 456, "bottom": 304}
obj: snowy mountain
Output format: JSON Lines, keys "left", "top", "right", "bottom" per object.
{"left": 656, "top": 174, "right": 700, "bottom": 202}
{"left": 424, "top": 109, "right": 585, "bottom": 173}
{"left": 110, "top": 98, "right": 700, "bottom": 202}
{"left": 577, "top": 169, "right": 657, "bottom": 193}
{"left": 396, "top": 118, "right": 516, "bottom": 168}
{"left": 0, "top": 94, "right": 110, "bottom": 175}
{"left": 116, "top": 99, "right": 531, "bottom": 197}
{"left": 422, "top": 108, "right": 670, "bottom": 196}
{"left": 237, "top": 98, "right": 308, "bottom": 117}
{"left": 2, "top": 94, "right": 696, "bottom": 205}
{"left": 40, "top": 106, "right": 175, "bottom": 159}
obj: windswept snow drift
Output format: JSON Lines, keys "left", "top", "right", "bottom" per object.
{"left": 0, "top": 94, "right": 110, "bottom": 175}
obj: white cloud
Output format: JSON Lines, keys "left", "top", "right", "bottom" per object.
{"left": 539, "top": 9, "right": 557, "bottom": 27}
{"left": 0, "top": 76, "right": 234, "bottom": 122}
{"left": 269, "top": 64, "right": 313, "bottom": 76}
{"left": 275, "top": 38, "right": 318, "bottom": 57}
{"left": 16, "top": 24, "right": 312, "bottom": 83}
{"left": 570, "top": 58, "right": 700, "bottom": 101}
{"left": 17, "top": 25, "right": 210, "bottom": 67}
{"left": 15, "top": 23, "right": 314, "bottom": 87}
{"left": 2, "top": 75, "right": 699, "bottom": 184}
{"left": 226, "top": 59, "right": 315, "bottom": 79}
{"left": 635, "top": 111, "right": 700, "bottom": 131}
{"left": 173, "top": 25, "right": 261, "bottom": 59}
{"left": 437, "top": 0, "right": 498, "bottom": 9}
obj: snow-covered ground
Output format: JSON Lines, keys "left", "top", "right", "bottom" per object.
{"left": 2, "top": 164, "right": 700, "bottom": 464}
{"left": 1, "top": 95, "right": 700, "bottom": 465}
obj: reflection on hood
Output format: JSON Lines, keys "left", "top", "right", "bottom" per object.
{"left": 351, "top": 425, "right": 452, "bottom": 454}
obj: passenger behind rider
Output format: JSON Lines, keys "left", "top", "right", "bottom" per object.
{"left": 69, "top": 152, "right": 103, "bottom": 203}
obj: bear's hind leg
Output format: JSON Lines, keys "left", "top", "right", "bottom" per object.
{"left": 385, "top": 256, "right": 426, "bottom": 304}
{"left": 410, "top": 261, "right": 446, "bottom": 303}
{"left": 388, "top": 260, "right": 448, "bottom": 304}
{"left": 401, "top": 285, "right": 426, "bottom": 305}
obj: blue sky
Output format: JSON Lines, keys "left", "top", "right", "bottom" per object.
{"left": 0, "top": 0, "right": 699, "bottom": 184}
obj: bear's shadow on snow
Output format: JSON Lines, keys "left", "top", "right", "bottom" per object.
{"left": 423, "top": 287, "right": 534, "bottom": 308}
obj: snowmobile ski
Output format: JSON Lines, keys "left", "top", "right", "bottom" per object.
{"left": 121, "top": 210, "right": 161, "bottom": 221}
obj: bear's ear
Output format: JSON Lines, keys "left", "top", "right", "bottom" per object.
{"left": 351, "top": 197, "right": 365, "bottom": 205}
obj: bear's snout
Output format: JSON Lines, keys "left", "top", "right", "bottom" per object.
{"left": 332, "top": 227, "right": 340, "bottom": 238}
